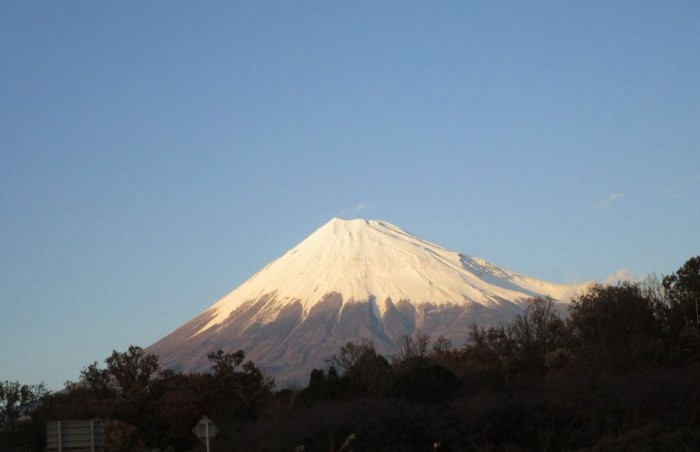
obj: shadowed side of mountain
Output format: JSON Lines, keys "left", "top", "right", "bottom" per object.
{"left": 147, "top": 218, "right": 589, "bottom": 385}
{"left": 148, "top": 294, "right": 528, "bottom": 385}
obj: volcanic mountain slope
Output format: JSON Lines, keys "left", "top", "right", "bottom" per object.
{"left": 147, "top": 218, "right": 588, "bottom": 384}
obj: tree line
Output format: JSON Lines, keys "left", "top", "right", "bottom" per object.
{"left": 2, "top": 256, "right": 700, "bottom": 451}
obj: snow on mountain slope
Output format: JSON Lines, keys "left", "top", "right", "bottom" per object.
{"left": 148, "top": 217, "right": 592, "bottom": 382}
{"left": 197, "top": 218, "right": 584, "bottom": 334}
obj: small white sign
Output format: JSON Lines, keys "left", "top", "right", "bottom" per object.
{"left": 192, "top": 415, "right": 219, "bottom": 439}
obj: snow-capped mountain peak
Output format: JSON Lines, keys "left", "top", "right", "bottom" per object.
{"left": 197, "top": 218, "right": 581, "bottom": 334}
{"left": 147, "top": 218, "right": 589, "bottom": 383}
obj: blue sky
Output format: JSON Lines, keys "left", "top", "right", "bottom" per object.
{"left": 2, "top": 2, "right": 699, "bottom": 389}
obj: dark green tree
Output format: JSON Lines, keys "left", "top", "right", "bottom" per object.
{"left": 297, "top": 367, "right": 345, "bottom": 405}
{"left": 0, "top": 381, "right": 50, "bottom": 451}
{"left": 394, "top": 331, "right": 430, "bottom": 363}
{"left": 0, "top": 380, "right": 49, "bottom": 428}
{"left": 507, "top": 296, "right": 567, "bottom": 373}
{"left": 328, "top": 340, "right": 392, "bottom": 397}
{"left": 80, "top": 345, "right": 160, "bottom": 398}
{"left": 71, "top": 346, "right": 163, "bottom": 449}
{"left": 204, "top": 349, "right": 275, "bottom": 431}
{"left": 566, "top": 282, "right": 661, "bottom": 372}
{"left": 105, "top": 346, "right": 161, "bottom": 396}
{"left": 452, "top": 324, "right": 514, "bottom": 392}
{"left": 390, "top": 357, "right": 460, "bottom": 403}
{"left": 207, "top": 349, "right": 245, "bottom": 377}
{"left": 663, "top": 256, "right": 700, "bottom": 328}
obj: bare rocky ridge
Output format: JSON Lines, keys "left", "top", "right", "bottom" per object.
{"left": 147, "top": 218, "right": 589, "bottom": 385}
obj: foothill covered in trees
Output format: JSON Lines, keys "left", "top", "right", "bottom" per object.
{"left": 2, "top": 256, "right": 700, "bottom": 451}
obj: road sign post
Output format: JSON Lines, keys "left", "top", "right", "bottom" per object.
{"left": 192, "top": 415, "right": 218, "bottom": 452}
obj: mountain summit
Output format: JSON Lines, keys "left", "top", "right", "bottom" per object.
{"left": 148, "top": 218, "right": 586, "bottom": 383}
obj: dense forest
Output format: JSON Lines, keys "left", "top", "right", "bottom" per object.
{"left": 2, "top": 256, "right": 700, "bottom": 451}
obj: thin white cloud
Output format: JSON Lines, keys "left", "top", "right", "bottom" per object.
{"left": 665, "top": 171, "right": 699, "bottom": 198}
{"left": 666, "top": 178, "right": 686, "bottom": 198}
{"left": 596, "top": 193, "right": 624, "bottom": 210}
{"left": 337, "top": 202, "right": 372, "bottom": 218}
{"left": 603, "top": 268, "right": 640, "bottom": 284}
{"left": 352, "top": 203, "right": 371, "bottom": 212}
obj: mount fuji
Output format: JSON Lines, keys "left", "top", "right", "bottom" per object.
{"left": 147, "top": 218, "right": 588, "bottom": 384}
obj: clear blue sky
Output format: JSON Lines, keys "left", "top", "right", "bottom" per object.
{"left": 2, "top": 2, "right": 699, "bottom": 390}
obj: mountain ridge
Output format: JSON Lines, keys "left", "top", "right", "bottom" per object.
{"left": 147, "top": 218, "right": 590, "bottom": 383}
